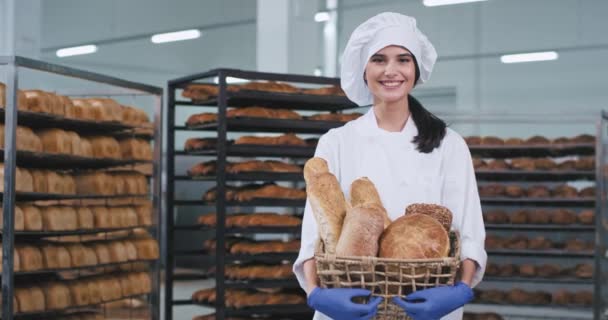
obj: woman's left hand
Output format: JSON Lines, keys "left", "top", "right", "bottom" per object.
{"left": 391, "top": 282, "right": 474, "bottom": 320}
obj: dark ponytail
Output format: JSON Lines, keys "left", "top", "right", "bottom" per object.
{"left": 408, "top": 55, "right": 447, "bottom": 153}
{"left": 409, "top": 95, "right": 446, "bottom": 153}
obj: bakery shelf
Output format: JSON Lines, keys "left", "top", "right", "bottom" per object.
{"left": 0, "top": 149, "right": 150, "bottom": 170}
{"left": 225, "top": 303, "right": 312, "bottom": 317}
{"left": 177, "top": 117, "right": 346, "bottom": 134}
{"left": 487, "top": 249, "right": 594, "bottom": 258}
{"left": 7, "top": 225, "right": 155, "bottom": 238}
{"left": 475, "top": 169, "right": 595, "bottom": 182}
{"left": 484, "top": 223, "right": 594, "bottom": 232}
{"left": 465, "top": 303, "right": 591, "bottom": 320}
{"left": 175, "top": 172, "right": 303, "bottom": 182}
{"left": 468, "top": 143, "right": 594, "bottom": 158}
{"left": 177, "top": 144, "right": 315, "bottom": 158}
{"left": 176, "top": 251, "right": 297, "bottom": 264}
{"left": 480, "top": 197, "right": 595, "bottom": 207}
{"left": 13, "top": 293, "right": 149, "bottom": 319}
{"left": 483, "top": 276, "right": 592, "bottom": 285}
{"left": 174, "top": 225, "right": 301, "bottom": 234}
{"left": 224, "top": 278, "right": 300, "bottom": 289}
{"left": 173, "top": 199, "right": 305, "bottom": 207}
{"left": 3, "top": 259, "right": 155, "bottom": 277}
{"left": 177, "top": 89, "right": 356, "bottom": 111}
{"left": 0, "top": 108, "right": 134, "bottom": 134}
{"left": 2, "top": 192, "right": 148, "bottom": 201}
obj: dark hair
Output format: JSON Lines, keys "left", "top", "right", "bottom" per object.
{"left": 409, "top": 94, "right": 446, "bottom": 153}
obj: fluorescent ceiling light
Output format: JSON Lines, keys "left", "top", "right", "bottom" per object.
{"left": 501, "top": 51, "right": 559, "bottom": 64}
{"left": 151, "top": 29, "right": 201, "bottom": 44}
{"left": 314, "top": 11, "right": 330, "bottom": 22}
{"left": 56, "top": 45, "right": 97, "bottom": 58}
{"left": 423, "top": 0, "right": 487, "bottom": 6}
{"left": 212, "top": 77, "right": 248, "bottom": 84}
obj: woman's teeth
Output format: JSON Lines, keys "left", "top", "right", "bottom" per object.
{"left": 380, "top": 81, "right": 403, "bottom": 87}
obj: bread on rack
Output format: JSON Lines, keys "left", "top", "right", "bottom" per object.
{"left": 133, "top": 238, "right": 160, "bottom": 260}
{"left": 504, "top": 137, "right": 524, "bottom": 145}
{"left": 229, "top": 239, "right": 300, "bottom": 255}
{"left": 92, "top": 243, "right": 112, "bottom": 264}
{"left": 497, "top": 264, "right": 516, "bottom": 276}
{"left": 505, "top": 235, "right": 527, "bottom": 250}
{"left": 233, "top": 183, "right": 306, "bottom": 201}
{"left": 74, "top": 172, "right": 114, "bottom": 195}
{"left": 41, "top": 206, "right": 78, "bottom": 231}
{"left": 0, "top": 205, "right": 25, "bottom": 231}
{"left": 0, "top": 165, "right": 34, "bottom": 192}
{"left": 23, "top": 90, "right": 52, "bottom": 114}
{"left": 197, "top": 212, "right": 301, "bottom": 227}
{"left": 527, "top": 209, "right": 551, "bottom": 224}
{"left": 551, "top": 184, "right": 578, "bottom": 198}
{"left": 15, "top": 287, "right": 36, "bottom": 312}
{"left": 504, "top": 185, "right": 524, "bottom": 198}
{"left": 557, "top": 159, "right": 577, "bottom": 171}
{"left": 188, "top": 160, "right": 216, "bottom": 176}
{"left": 527, "top": 236, "right": 552, "bottom": 250}
{"left": 40, "top": 244, "right": 72, "bottom": 269}
{"left": 307, "top": 112, "right": 363, "bottom": 122}
{"left": 75, "top": 206, "right": 95, "bottom": 229}
{"left": 478, "top": 184, "right": 505, "bottom": 197}
{"left": 518, "top": 264, "right": 536, "bottom": 277}
{"left": 578, "top": 209, "right": 594, "bottom": 225}
{"left": 480, "top": 136, "right": 504, "bottom": 145}
{"left": 578, "top": 186, "right": 595, "bottom": 198}
{"left": 234, "top": 133, "right": 307, "bottom": 146}
{"left": 135, "top": 201, "right": 153, "bottom": 226}
{"left": 570, "top": 134, "right": 595, "bottom": 144}
{"left": 536, "top": 263, "right": 561, "bottom": 278}
{"left": 119, "top": 138, "right": 153, "bottom": 160}
{"left": 573, "top": 263, "right": 593, "bottom": 279}
{"left": 483, "top": 210, "right": 509, "bottom": 224}
{"left": 525, "top": 135, "right": 550, "bottom": 145}
{"left": 225, "top": 160, "right": 302, "bottom": 174}
{"left": 16, "top": 244, "right": 43, "bottom": 271}
{"left": 301, "top": 85, "right": 345, "bottom": 96}
{"left": 0, "top": 125, "right": 43, "bottom": 152}
{"left": 182, "top": 83, "right": 235, "bottom": 100}
{"left": 191, "top": 288, "right": 305, "bottom": 308}
{"left": 550, "top": 209, "right": 577, "bottom": 225}
{"left": 36, "top": 128, "right": 72, "bottom": 154}
{"left": 186, "top": 113, "right": 217, "bottom": 126}
{"left": 464, "top": 136, "right": 481, "bottom": 145}
{"left": 526, "top": 185, "right": 550, "bottom": 198}
{"left": 533, "top": 158, "right": 556, "bottom": 170}
{"left": 71, "top": 99, "right": 97, "bottom": 121}
{"left": 485, "top": 159, "right": 508, "bottom": 170}
{"left": 87, "top": 136, "right": 121, "bottom": 159}
{"left": 42, "top": 282, "right": 72, "bottom": 310}
{"left": 83, "top": 98, "right": 123, "bottom": 122}
{"left": 225, "top": 264, "right": 294, "bottom": 280}
{"left": 472, "top": 158, "right": 485, "bottom": 170}
{"left": 509, "top": 158, "right": 535, "bottom": 171}
{"left": 0, "top": 83, "right": 28, "bottom": 110}
{"left": 108, "top": 241, "right": 129, "bottom": 263}
{"left": 239, "top": 81, "right": 300, "bottom": 93}
{"left": 184, "top": 137, "right": 217, "bottom": 151}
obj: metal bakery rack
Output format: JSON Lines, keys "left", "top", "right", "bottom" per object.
{"left": 165, "top": 68, "right": 359, "bottom": 320}
{"left": 0, "top": 56, "right": 162, "bottom": 320}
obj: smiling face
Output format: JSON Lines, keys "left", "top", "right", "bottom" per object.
{"left": 364, "top": 45, "right": 417, "bottom": 105}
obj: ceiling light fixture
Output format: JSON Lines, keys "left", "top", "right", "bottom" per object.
{"left": 314, "top": 11, "right": 330, "bottom": 22}
{"left": 151, "top": 29, "right": 201, "bottom": 44}
{"left": 56, "top": 44, "right": 98, "bottom": 58}
{"left": 501, "top": 51, "right": 559, "bottom": 64}
{"left": 423, "top": 0, "right": 488, "bottom": 7}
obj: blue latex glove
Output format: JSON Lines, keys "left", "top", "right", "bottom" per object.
{"left": 391, "top": 282, "right": 474, "bottom": 320}
{"left": 307, "top": 287, "right": 383, "bottom": 320}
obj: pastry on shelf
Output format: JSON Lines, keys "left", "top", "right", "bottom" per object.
{"left": 517, "top": 264, "right": 536, "bottom": 277}
{"left": 563, "top": 239, "right": 590, "bottom": 252}
{"left": 184, "top": 138, "right": 218, "bottom": 151}
{"left": 526, "top": 185, "right": 550, "bottom": 198}
{"left": 301, "top": 85, "right": 345, "bottom": 96}
{"left": 0, "top": 125, "right": 42, "bottom": 153}
{"left": 552, "top": 290, "right": 571, "bottom": 305}
{"left": 571, "top": 291, "right": 593, "bottom": 306}
{"left": 182, "top": 83, "right": 238, "bottom": 100}
{"left": 234, "top": 133, "right": 307, "bottom": 146}
{"left": 186, "top": 113, "right": 217, "bottom": 126}
{"left": 484, "top": 263, "right": 499, "bottom": 276}
{"left": 480, "top": 136, "right": 504, "bottom": 146}
{"left": 527, "top": 236, "right": 552, "bottom": 250}
{"left": 188, "top": 160, "right": 217, "bottom": 176}
{"left": 504, "top": 138, "right": 524, "bottom": 146}
{"left": 121, "top": 105, "right": 151, "bottom": 127}
{"left": 307, "top": 112, "right": 363, "bottom": 122}
{"left": 505, "top": 235, "right": 527, "bottom": 250}
{"left": 228, "top": 106, "right": 302, "bottom": 120}
{"left": 551, "top": 184, "right": 578, "bottom": 198}
{"left": 485, "top": 159, "right": 508, "bottom": 170}
{"left": 573, "top": 263, "right": 593, "bottom": 279}
{"left": 528, "top": 291, "right": 552, "bottom": 305}
{"left": 484, "top": 235, "right": 504, "bottom": 250}
{"left": 552, "top": 136, "right": 570, "bottom": 145}
{"left": 197, "top": 212, "right": 302, "bottom": 227}
{"left": 524, "top": 135, "right": 550, "bottom": 145}
{"left": 202, "top": 185, "right": 239, "bottom": 201}
{"left": 570, "top": 134, "right": 595, "bottom": 144}
{"left": 464, "top": 136, "right": 481, "bottom": 145}
{"left": 225, "top": 264, "right": 294, "bottom": 280}
{"left": 478, "top": 290, "right": 506, "bottom": 304}
{"left": 472, "top": 158, "right": 486, "bottom": 170}
{"left": 527, "top": 209, "right": 551, "bottom": 224}
{"left": 233, "top": 183, "right": 306, "bottom": 202}
{"left": 575, "top": 156, "right": 594, "bottom": 171}
{"left": 550, "top": 209, "right": 577, "bottom": 225}
{"left": 478, "top": 184, "right": 505, "bottom": 197}
{"left": 497, "top": 264, "right": 516, "bottom": 276}
{"left": 533, "top": 158, "right": 555, "bottom": 170}
{"left": 578, "top": 186, "right": 595, "bottom": 198}
{"left": 0, "top": 83, "right": 28, "bottom": 110}
{"left": 239, "top": 81, "right": 300, "bottom": 93}
{"left": 504, "top": 185, "right": 524, "bottom": 198}
{"left": 509, "top": 209, "right": 528, "bottom": 224}
{"left": 229, "top": 239, "right": 300, "bottom": 254}
{"left": 226, "top": 160, "right": 301, "bottom": 174}
{"left": 509, "top": 157, "right": 535, "bottom": 171}
{"left": 483, "top": 210, "right": 508, "bottom": 224}
{"left": 556, "top": 159, "right": 576, "bottom": 171}
{"left": 577, "top": 209, "right": 594, "bottom": 225}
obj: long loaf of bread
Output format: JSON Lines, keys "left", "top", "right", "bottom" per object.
{"left": 349, "top": 177, "right": 391, "bottom": 228}
{"left": 304, "top": 157, "right": 347, "bottom": 254}
{"left": 336, "top": 204, "right": 385, "bottom": 256}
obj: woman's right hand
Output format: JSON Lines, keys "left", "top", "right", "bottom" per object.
{"left": 307, "top": 287, "right": 383, "bottom": 320}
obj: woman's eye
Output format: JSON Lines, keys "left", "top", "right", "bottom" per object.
{"left": 400, "top": 58, "right": 411, "bottom": 63}
{"left": 371, "top": 57, "right": 384, "bottom": 63}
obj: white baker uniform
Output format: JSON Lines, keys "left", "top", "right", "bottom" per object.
{"left": 293, "top": 107, "right": 487, "bottom": 320}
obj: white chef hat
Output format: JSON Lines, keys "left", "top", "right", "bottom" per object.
{"left": 340, "top": 12, "right": 438, "bottom": 106}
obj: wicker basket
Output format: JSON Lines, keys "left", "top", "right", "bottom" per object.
{"left": 314, "top": 232, "right": 461, "bottom": 320}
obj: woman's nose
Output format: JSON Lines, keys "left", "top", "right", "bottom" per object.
{"left": 384, "top": 61, "right": 398, "bottom": 76}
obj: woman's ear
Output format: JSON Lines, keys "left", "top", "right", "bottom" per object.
{"left": 363, "top": 71, "right": 367, "bottom": 86}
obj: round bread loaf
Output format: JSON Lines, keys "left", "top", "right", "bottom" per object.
{"left": 405, "top": 203, "right": 452, "bottom": 232}
{"left": 379, "top": 214, "right": 449, "bottom": 259}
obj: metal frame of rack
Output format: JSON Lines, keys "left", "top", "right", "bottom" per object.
{"left": 595, "top": 111, "right": 608, "bottom": 320}
{"left": 165, "top": 68, "right": 357, "bottom": 320}
{"left": 0, "top": 56, "right": 163, "bottom": 320}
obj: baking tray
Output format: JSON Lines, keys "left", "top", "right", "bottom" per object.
{"left": 176, "top": 172, "right": 303, "bottom": 182}
{"left": 480, "top": 197, "right": 595, "bottom": 207}
{"left": 487, "top": 249, "right": 594, "bottom": 258}
{"left": 475, "top": 170, "right": 595, "bottom": 182}
{"left": 173, "top": 198, "right": 305, "bottom": 207}
{"left": 4, "top": 259, "right": 154, "bottom": 277}
{"left": 483, "top": 276, "right": 592, "bottom": 285}
{"left": 224, "top": 278, "right": 300, "bottom": 289}
{"left": 181, "top": 144, "right": 315, "bottom": 158}
{"left": 6, "top": 225, "right": 155, "bottom": 238}
{"left": 1, "top": 149, "right": 150, "bottom": 170}
{"left": 180, "top": 117, "right": 346, "bottom": 134}
{"left": 484, "top": 223, "right": 594, "bottom": 232}
{"left": 176, "top": 251, "right": 297, "bottom": 264}
{"left": 178, "top": 89, "right": 356, "bottom": 111}
{"left": 468, "top": 143, "right": 594, "bottom": 158}
{"left": 0, "top": 109, "right": 134, "bottom": 134}
{"left": 174, "top": 225, "right": 301, "bottom": 234}
{"left": 1, "top": 192, "right": 148, "bottom": 201}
